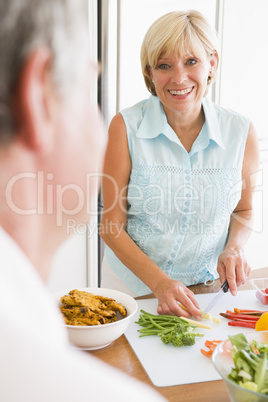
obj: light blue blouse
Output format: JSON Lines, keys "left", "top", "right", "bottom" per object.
{"left": 104, "top": 95, "right": 250, "bottom": 295}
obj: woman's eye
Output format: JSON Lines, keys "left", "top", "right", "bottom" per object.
{"left": 158, "top": 64, "right": 170, "bottom": 70}
{"left": 187, "top": 59, "right": 198, "bottom": 66}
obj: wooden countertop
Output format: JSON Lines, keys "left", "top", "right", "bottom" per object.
{"left": 88, "top": 267, "right": 268, "bottom": 401}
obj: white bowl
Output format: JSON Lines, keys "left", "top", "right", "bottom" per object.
{"left": 55, "top": 287, "right": 138, "bottom": 350}
{"left": 212, "top": 331, "right": 268, "bottom": 402}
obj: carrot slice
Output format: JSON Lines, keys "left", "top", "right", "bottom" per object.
{"left": 201, "top": 349, "right": 212, "bottom": 357}
{"left": 205, "top": 340, "right": 222, "bottom": 347}
{"left": 234, "top": 308, "right": 264, "bottom": 315}
{"left": 201, "top": 340, "right": 223, "bottom": 358}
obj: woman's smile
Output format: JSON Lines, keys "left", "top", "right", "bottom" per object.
{"left": 168, "top": 86, "right": 195, "bottom": 97}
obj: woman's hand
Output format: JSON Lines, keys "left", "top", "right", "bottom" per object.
{"left": 154, "top": 278, "right": 202, "bottom": 320}
{"left": 217, "top": 246, "right": 251, "bottom": 296}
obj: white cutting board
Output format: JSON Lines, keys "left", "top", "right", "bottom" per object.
{"left": 125, "top": 290, "right": 266, "bottom": 387}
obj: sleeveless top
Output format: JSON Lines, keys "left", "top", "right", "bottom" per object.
{"left": 104, "top": 95, "right": 250, "bottom": 295}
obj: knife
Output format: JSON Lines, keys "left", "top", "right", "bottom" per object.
{"left": 202, "top": 279, "right": 229, "bottom": 316}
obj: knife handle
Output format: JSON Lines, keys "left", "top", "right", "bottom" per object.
{"left": 221, "top": 279, "right": 229, "bottom": 293}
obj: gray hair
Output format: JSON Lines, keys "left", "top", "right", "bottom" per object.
{"left": 0, "top": 0, "right": 89, "bottom": 142}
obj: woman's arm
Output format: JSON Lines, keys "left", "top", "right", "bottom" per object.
{"left": 217, "top": 122, "right": 260, "bottom": 295}
{"left": 100, "top": 113, "right": 201, "bottom": 319}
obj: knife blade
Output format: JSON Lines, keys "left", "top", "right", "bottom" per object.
{"left": 202, "top": 279, "right": 229, "bottom": 316}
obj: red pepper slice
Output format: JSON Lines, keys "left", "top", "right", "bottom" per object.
{"left": 228, "top": 321, "right": 256, "bottom": 328}
{"left": 220, "top": 312, "right": 259, "bottom": 322}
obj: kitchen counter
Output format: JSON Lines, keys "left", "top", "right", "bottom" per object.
{"left": 88, "top": 267, "right": 268, "bottom": 401}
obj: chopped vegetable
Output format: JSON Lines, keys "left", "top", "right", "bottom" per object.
{"left": 256, "top": 288, "right": 268, "bottom": 305}
{"left": 213, "top": 316, "right": 221, "bottom": 324}
{"left": 178, "top": 303, "right": 217, "bottom": 329}
{"left": 256, "top": 312, "right": 268, "bottom": 331}
{"left": 178, "top": 303, "right": 188, "bottom": 311}
{"left": 219, "top": 308, "right": 268, "bottom": 329}
{"left": 227, "top": 333, "right": 268, "bottom": 394}
{"left": 221, "top": 312, "right": 260, "bottom": 322}
{"left": 136, "top": 310, "right": 205, "bottom": 347}
{"left": 178, "top": 303, "right": 211, "bottom": 322}
{"left": 179, "top": 316, "right": 211, "bottom": 329}
{"left": 228, "top": 321, "right": 256, "bottom": 329}
{"left": 200, "top": 339, "right": 223, "bottom": 358}
{"left": 234, "top": 309, "right": 265, "bottom": 315}
{"left": 161, "top": 327, "right": 200, "bottom": 347}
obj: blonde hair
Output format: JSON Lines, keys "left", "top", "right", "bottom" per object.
{"left": 140, "top": 10, "right": 219, "bottom": 95}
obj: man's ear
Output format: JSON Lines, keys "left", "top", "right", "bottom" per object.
{"left": 14, "top": 48, "right": 56, "bottom": 154}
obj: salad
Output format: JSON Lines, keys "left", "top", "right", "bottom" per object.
{"left": 228, "top": 333, "right": 268, "bottom": 394}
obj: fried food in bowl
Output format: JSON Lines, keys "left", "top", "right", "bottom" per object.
{"left": 60, "top": 289, "right": 127, "bottom": 326}
{"left": 55, "top": 288, "right": 138, "bottom": 350}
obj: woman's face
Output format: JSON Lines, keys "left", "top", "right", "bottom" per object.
{"left": 149, "top": 50, "right": 217, "bottom": 118}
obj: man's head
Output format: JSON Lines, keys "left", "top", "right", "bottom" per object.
{"left": 0, "top": 0, "right": 106, "bottom": 268}
{"left": 1, "top": 0, "right": 89, "bottom": 139}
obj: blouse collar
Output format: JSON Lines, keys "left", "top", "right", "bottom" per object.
{"left": 136, "top": 95, "right": 225, "bottom": 150}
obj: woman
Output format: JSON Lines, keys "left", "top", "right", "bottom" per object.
{"left": 100, "top": 10, "right": 259, "bottom": 320}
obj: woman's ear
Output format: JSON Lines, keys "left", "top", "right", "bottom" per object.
{"left": 209, "top": 51, "right": 218, "bottom": 74}
{"left": 13, "top": 47, "right": 56, "bottom": 154}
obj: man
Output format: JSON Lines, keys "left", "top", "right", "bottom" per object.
{"left": 0, "top": 1, "right": 165, "bottom": 401}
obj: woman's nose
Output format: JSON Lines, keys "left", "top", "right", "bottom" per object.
{"left": 172, "top": 66, "right": 187, "bottom": 84}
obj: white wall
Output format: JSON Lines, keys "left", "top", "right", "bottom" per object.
{"left": 48, "top": 234, "right": 87, "bottom": 293}
{"left": 219, "top": 0, "right": 268, "bottom": 269}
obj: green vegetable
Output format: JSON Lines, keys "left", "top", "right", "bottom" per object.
{"left": 227, "top": 333, "right": 268, "bottom": 394}
{"left": 229, "top": 333, "right": 251, "bottom": 352}
{"left": 135, "top": 310, "right": 204, "bottom": 347}
{"left": 252, "top": 340, "right": 268, "bottom": 354}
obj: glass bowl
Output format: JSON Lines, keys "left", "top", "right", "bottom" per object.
{"left": 251, "top": 278, "right": 268, "bottom": 305}
{"left": 212, "top": 331, "right": 268, "bottom": 402}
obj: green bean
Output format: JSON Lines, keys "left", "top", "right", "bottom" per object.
{"left": 135, "top": 310, "right": 192, "bottom": 338}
